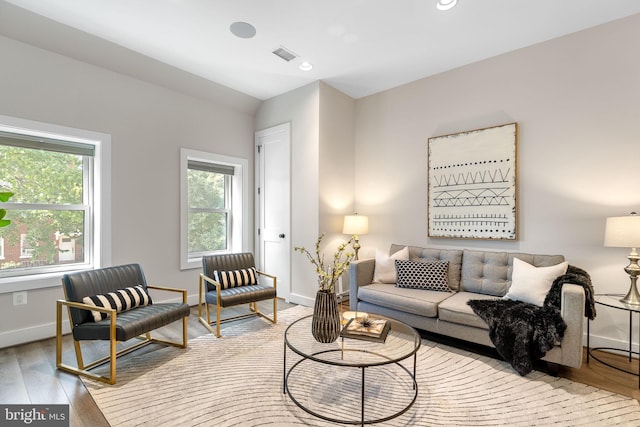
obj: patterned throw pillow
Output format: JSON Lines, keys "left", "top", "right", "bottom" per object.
{"left": 213, "top": 267, "right": 257, "bottom": 290}
{"left": 395, "top": 260, "right": 451, "bottom": 292}
{"left": 82, "top": 285, "right": 153, "bottom": 322}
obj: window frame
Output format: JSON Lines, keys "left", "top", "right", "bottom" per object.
{"left": 0, "top": 114, "right": 111, "bottom": 292}
{"left": 187, "top": 166, "right": 232, "bottom": 256}
{"left": 6, "top": 152, "right": 91, "bottom": 267}
{"left": 180, "top": 148, "right": 248, "bottom": 270}
{"left": 19, "top": 234, "right": 34, "bottom": 259}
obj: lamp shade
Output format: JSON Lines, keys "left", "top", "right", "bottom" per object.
{"left": 343, "top": 214, "right": 369, "bottom": 235}
{"left": 604, "top": 215, "right": 640, "bottom": 248}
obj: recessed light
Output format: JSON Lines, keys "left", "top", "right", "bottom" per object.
{"left": 299, "top": 62, "right": 313, "bottom": 71}
{"left": 230, "top": 21, "right": 256, "bottom": 39}
{"left": 436, "top": 0, "right": 458, "bottom": 11}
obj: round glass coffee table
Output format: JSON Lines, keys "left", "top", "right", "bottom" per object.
{"left": 283, "top": 314, "right": 420, "bottom": 425}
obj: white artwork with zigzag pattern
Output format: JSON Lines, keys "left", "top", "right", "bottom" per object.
{"left": 428, "top": 123, "right": 517, "bottom": 240}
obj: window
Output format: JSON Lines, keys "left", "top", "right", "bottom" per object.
{"left": 180, "top": 148, "right": 248, "bottom": 270}
{"left": 0, "top": 130, "right": 93, "bottom": 276}
{"left": 19, "top": 234, "right": 34, "bottom": 258}
{"left": 0, "top": 115, "right": 110, "bottom": 289}
{"left": 187, "top": 160, "right": 233, "bottom": 254}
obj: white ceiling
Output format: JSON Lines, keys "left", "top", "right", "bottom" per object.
{"left": 3, "top": 0, "right": 640, "bottom": 101}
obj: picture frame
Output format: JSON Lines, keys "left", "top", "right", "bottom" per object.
{"left": 427, "top": 122, "right": 518, "bottom": 240}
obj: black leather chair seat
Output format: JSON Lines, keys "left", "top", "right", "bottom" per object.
{"left": 72, "top": 302, "right": 190, "bottom": 342}
{"left": 206, "top": 284, "right": 277, "bottom": 307}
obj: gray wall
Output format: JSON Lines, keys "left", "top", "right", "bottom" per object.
{"left": 353, "top": 14, "right": 640, "bottom": 350}
{"left": 255, "top": 82, "right": 321, "bottom": 305}
{"left": 1, "top": 12, "right": 638, "bottom": 352}
{"left": 255, "top": 82, "right": 357, "bottom": 304}
{"left": 0, "top": 35, "right": 257, "bottom": 346}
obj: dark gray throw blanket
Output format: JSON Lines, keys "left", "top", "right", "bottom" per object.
{"left": 468, "top": 265, "right": 595, "bottom": 376}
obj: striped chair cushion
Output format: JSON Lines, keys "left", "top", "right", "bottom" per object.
{"left": 213, "top": 267, "right": 257, "bottom": 290}
{"left": 82, "top": 285, "right": 153, "bottom": 322}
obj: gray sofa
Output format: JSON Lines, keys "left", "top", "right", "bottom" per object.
{"left": 349, "top": 244, "right": 586, "bottom": 369}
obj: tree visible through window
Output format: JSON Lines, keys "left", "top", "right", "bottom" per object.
{"left": 0, "top": 132, "right": 93, "bottom": 276}
{"left": 180, "top": 148, "right": 246, "bottom": 270}
{"left": 187, "top": 160, "right": 233, "bottom": 256}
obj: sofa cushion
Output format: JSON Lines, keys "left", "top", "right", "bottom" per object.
{"left": 460, "top": 250, "right": 510, "bottom": 296}
{"left": 392, "top": 244, "right": 463, "bottom": 291}
{"left": 357, "top": 282, "right": 451, "bottom": 318}
{"left": 373, "top": 246, "right": 409, "bottom": 283}
{"left": 460, "top": 249, "right": 566, "bottom": 297}
{"left": 438, "top": 292, "right": 498, "bottom": 330}
{"left": 395, "top": 260, "right": 451, "bottom": 292}
{"left": 82, "top": 285, "right": 152, "bottom": 322}
{"left": 504, "top": 258, "right": 568, "bottom": 306}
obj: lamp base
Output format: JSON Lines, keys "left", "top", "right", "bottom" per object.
{"left": 620, "top": 281, "right": 640, "bottom": 305}
{"left": 621, "top": 251, "right": 640, "bottom": 305}
{"left": 353, "top": 238, "right": 361, "bottom": 261}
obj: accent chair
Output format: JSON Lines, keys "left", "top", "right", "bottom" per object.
{"left": 198, "top": 252, "right": 277, "bottom": 337}
{"left": 56, "top": 263, "right": 190, "bottom": 384}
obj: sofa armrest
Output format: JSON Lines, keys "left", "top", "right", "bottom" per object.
{"left": 557, "top": 283, "right": 585, "bottom": 368}
{"left": 349, "top": 258, "right": 375, "bottom": 310}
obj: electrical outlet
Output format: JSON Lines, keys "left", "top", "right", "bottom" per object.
{"left": 13, "top": 291, "right": 27, "bottom": 306}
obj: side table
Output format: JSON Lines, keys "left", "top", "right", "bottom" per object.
{"left": 587, "top": 294, "right": 640, "bottom": 388}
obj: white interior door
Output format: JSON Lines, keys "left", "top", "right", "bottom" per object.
{"left": 255, "top": 123, "right": 291, "bottom": 301}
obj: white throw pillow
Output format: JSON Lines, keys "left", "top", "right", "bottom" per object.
{"left": 504, "top": 258, "right": 569, "bottom": 306}
{"left": 373, "top": 246, "right": 409, "bottom": 283}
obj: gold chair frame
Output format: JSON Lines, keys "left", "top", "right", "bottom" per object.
{"left": 198, "top": 271, "right": 277, "bottom": 337}
{"left": 56, "top": 285, "right": 188, "bottom": 385}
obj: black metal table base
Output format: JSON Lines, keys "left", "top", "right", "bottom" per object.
{"left": 587, "top": 296, "right": 640, "bottom": 388}
{"left": 283, "top": 347, "right": 418, "bottom": 425}
{"left": 587, "top": 346, "right": 640, "bottom": 388}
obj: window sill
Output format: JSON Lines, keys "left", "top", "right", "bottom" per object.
{"left": 0, "top": 271, "right": 66, "bottom": 293}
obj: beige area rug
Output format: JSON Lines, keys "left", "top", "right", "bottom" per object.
{"left": 83, "top": 305, "right": 640, "bottom": 426}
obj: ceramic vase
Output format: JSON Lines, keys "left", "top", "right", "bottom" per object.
{"left": 311, "top": 289, "right": 341, "bottom": 343}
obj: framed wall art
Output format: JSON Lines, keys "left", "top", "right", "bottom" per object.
{"left": 428, "top": 122, "right": 518, "bottom": 240}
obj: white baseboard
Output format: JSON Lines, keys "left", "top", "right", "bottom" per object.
{"left": 4, "top": 300, "right": 637, "bottom": 358}
{"left": 586, "top": 333, "right": 639, "bottom": 356}
{"left": 286, "top": 293, "right": 314, "bottom": 307}
{"left": 1, "top": 294, "right": 200, "bottom": 349}
{"left": 0, "top": 321, "right": 71, "bottom": 349}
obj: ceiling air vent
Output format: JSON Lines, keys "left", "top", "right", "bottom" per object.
{"left": 272, "top": 46, "right": 298, "bottom": 62}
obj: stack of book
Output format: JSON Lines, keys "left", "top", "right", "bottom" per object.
{"left": 340, "top": 317, "right": 390, "bottom": 343}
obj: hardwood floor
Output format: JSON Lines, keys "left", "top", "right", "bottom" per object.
{"left": 1, "top": 300, "right": 638, "bottom": 426}
{"left": 0, "top": 300, "right": 294, "bottom": 427}
{"left": 561, "top": 348, "right": 640, "bottom": 402}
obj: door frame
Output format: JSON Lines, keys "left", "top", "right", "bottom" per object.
{"left": 255, "top": 122, "right": 291, "bottom": 301}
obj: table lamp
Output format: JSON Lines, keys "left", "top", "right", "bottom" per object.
{"left": 604, "top": 212, "right": 640, "bottom": 305}
{"left": 343, "top": 214, "right": 368, "bottom": 260}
